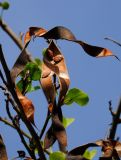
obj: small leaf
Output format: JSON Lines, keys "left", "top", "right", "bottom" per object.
{"left": 34, "top": 58, "right": 42, "bottom": 68}
{"left": 49, "top": 151, "right": 66, "bottom": 160}
{"left": 62, "top": 117, "right": 75, "bottom": 128}
{"left": 17, "top": 79, "right": 25, "bottom": 92}
{"left": 17, "top": 80, "right": 40, "bottom": 93}
{"left": 27, "top": 85, "right": 41, "bottom": 92}
{"left": 1, "top": 1, "right": 9, "bottom": 10}
{"left": 25, "top": 62, "right": 42, "bottom": 81}
{"left": 48, "top": 147, "right": 53, "bottom": 154}
{"left": 42, "top": 48, "right": 48, "bottom": 56}
{"left": 17, "top": 79, "right": 32, "bottom": 93}
{"left": 83, "top": 150, "right": 97, "bottom": 160}
{"left": 64, "top": 88, "right": 89, "bottom": 106}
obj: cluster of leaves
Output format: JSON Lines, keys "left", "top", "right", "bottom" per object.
{"left": 10, "top": 26, "right": 119, "bottom": 160}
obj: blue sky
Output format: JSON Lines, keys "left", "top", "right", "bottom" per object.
{"left": 0, "top": 0, "right": 121, "bottom": 159}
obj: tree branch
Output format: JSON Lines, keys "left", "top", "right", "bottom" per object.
{"left": 0, "top": 45, "right": 46, "bottom": 160}
{"left": 0, "top": 116, "right": 31, "bottom": 139}
{"left": 0, "top": 19, "right": 24, "bottom": 50}
{"left": 0, "top": 70, "right": 7, "bottom": 86}
{"left": 0, "top": 18, "right": 33, "bottom": 69}
{"left": 108, "top": 98, "right": 121, "bottom": 140}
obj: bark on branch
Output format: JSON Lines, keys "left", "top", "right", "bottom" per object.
{"left": 108, "top": 98, "right": 121, "bottom": 140}
{"left": 0, "top": 19, "right": 24, "bottom": 50}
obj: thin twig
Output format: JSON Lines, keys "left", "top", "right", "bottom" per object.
{"left": 109, "top": 101, "right": 115, "bottom": 117}
{"left": 5, "top": 99, "right": 36, "bottom": 159}
{"left": 0, "top": 85, "right": 6, "bottom": 91}
{"left": 0, "top": 115, "right": 50, "bottom": 155}
{"left": 0, "top": 117, "right": 31, "bottom": 139}
{"left": 108, "top": 98, "right": 121, "bottom": 140}
{"left": 105, "top": 37, "right": 121, "bottom": 47}
{"left": 0, "top": 70, "right": 7, "bottom": 86}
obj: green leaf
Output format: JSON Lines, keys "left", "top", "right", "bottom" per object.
{"left": 16, "top": 79, "right": 24, "bottom": 92}
{"left": 83, "top": 150, "right": 97, "bottom": 160}
{"left": 19, "top": 58, "right": 42, "bottom": 81}
{"left": 27, "top": 85, "right": 41, "bottom": 92}
{"left": 17, "top": 79, "right": 40, "bottom": 93}
{"left": 49, "top": 151, "right": 66, "bottom": 160}
{"left": 1, "top": 1, "right": 10, "bottom": 9}
{"left": 25, "top": 62, "right": 42, "bottom": 81}
{"left": 62, "top": 117, "right": 75, "bottom": 128}
{"left": 64, "top": 88, "right": 89, "bottom": 106}
{"left": 34, "top": 58, "right": 42, "bottom": 68}
{"left": 48, "top": 147, "right": 53, "bottom": 154}
{"left": 16, "top": 79, "right": 31, "bottom": 92}
{"left": 42, "top": 48, "right": 47, "bottom": 56}
{"left": 17, "top": 80, "right": 41, "bottom": 92}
